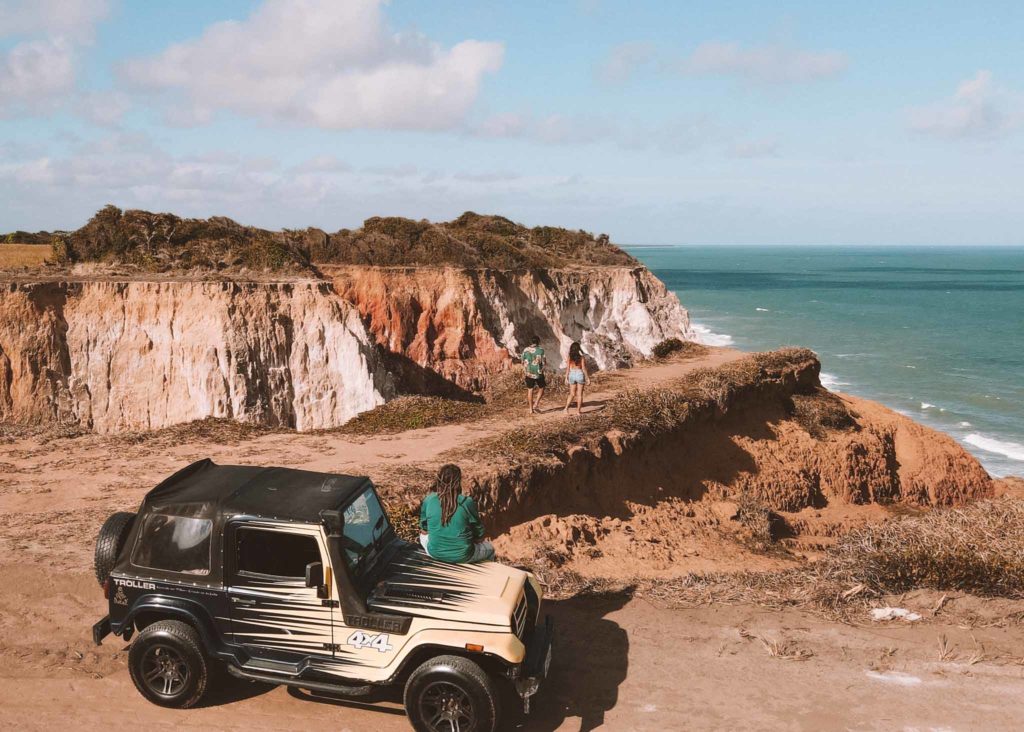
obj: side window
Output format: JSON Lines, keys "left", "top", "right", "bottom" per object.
{"left": 132, "top": 514, "right": 212, "bottom": 575}
{"left": 235, "top": 528, "right": 321, "bottom": 580}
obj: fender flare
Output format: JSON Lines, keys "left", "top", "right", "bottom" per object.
{"left": 118, "top": 595, "right": 223, "bottom": 655}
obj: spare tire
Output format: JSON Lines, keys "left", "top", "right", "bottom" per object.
{"left": 94, "top": 511, "right": 136, "bottom": 586}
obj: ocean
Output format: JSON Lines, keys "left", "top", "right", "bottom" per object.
{"left": 627, "top": 245, "right": 1024, "bottom": 478}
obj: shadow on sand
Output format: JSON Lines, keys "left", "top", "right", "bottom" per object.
{"left": 513, "top": 588, "right": 631, "bottom": 732}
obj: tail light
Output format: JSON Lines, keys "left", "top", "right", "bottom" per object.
{"left": 103, "top": 578, "right": 110, "bottom": 600}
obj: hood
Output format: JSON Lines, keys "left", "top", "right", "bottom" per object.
{"left": 367, "top": 546, "right": 527, "bottom": 628}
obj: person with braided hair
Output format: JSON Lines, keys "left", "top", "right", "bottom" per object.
{"left": 418, "top": 464, "right": 495, "bottom": 563}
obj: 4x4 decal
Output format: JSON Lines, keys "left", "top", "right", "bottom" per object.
{"left": 346, "top": 630, "right": 393, "bottom": 653}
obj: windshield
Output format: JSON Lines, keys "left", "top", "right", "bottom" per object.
{"left": 342, "top": 485, "right": 393, "bottom": 575}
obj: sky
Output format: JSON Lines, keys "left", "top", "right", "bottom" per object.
{"left": 1, "top": 0, "right": 1022, "bottom": 245}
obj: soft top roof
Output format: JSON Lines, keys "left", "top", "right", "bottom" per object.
{"left": 144, "top": 458, "right": 372, "bottom": 524}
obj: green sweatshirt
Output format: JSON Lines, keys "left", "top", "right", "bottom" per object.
{"left": 419, "top": 493, "right": 485, "bottom": 563}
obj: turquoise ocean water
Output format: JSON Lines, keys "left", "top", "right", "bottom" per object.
{"left": 627, "top": 246, "right": 1024, "bottom": 478}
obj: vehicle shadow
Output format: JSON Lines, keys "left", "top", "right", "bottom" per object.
{"left": 511, "top": 588, "right": 631, "bottom": 732}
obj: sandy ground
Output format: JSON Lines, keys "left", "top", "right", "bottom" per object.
{"left": 3, "top": 572, "right": 1024, "bottom": 731}
{"left": 2, "top": 349, "right": 1023, "bottom": 730}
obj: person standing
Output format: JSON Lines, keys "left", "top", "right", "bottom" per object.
{"left": 521, "top": 335, "right": 546, "bottom": 414}
{"left": 563, "top": 341, "right": 589, "bottom": 415}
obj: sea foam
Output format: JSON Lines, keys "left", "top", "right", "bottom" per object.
{"left": 964, "top": 434, "right": 1024, "bottom": 463}
{"left": 691, "top": 323, "right": 734, "bottom": 347}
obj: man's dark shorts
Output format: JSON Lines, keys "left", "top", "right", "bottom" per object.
{"left": 525, "top": 375, "right": 546, "bottom": 389}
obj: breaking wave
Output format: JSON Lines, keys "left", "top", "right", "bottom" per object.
{"left": 691, "top": 322, "right": 734, "bottom": 347}
{"left": 964, "top": 434, "right": 1024, "bottom": 463}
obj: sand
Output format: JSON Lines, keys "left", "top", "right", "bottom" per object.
{"left": 1, "top": 348, "right": 1019, "bottom": 730}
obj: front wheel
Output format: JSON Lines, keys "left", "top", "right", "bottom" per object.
{"left": 128, "top": 620, "right": 209, "bottom": 709}
{"left": 404, "top": 655, "right": 500, "bottom": 732}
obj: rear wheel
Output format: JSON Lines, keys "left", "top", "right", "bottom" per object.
{"left": 94, "top": 511, "right": 135, "bottom": 585}
{"left": 128, "top": 620, "right": 209, "bottom": 709}
{"left": 404, "top": 655, "right": 500, "bottom": 732}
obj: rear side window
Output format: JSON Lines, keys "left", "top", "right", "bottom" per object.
{"left": 132, "top": 514, "right": 213, "bottom": 575}
{"left": 236, "top": 528, "right": 320, "bottom": 579}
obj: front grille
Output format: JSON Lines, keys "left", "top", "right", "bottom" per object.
{"left": 512, "top": 592, "right": 528, "bottom": 639}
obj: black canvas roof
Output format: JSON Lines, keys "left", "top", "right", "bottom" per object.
{"left": 144, "top": 459, "right": 371, "bottom": 523}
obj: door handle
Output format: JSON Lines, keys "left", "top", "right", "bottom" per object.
{"left": 232, "top": 597, "right": 255, "bottom": 606}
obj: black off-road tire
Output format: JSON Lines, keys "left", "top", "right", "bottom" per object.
{"left": 128, "top": 620, "right": 209, "bottom": 709}
{"left": 404, "top": 654, "right": 500, "bottom": 732}
{"left": 94, "top": 511, "right": 135, "bottom": 586}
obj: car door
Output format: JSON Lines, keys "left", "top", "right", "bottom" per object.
{"left": 227, "top": 522, "right": 336, "bottom": 666}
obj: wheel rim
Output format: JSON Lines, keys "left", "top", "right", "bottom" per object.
{"left": 419, "top": 680, "right": 477, "bottom": 732}
{"left": 141, "top": 643, "right": 190, "bottom": 698}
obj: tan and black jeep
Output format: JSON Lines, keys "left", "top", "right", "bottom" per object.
{"left": 92, "top": 459, "right": 552, "bottom": 732}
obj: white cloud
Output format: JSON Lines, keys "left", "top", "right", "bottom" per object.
{"left": 0, "top": 0, "right": 110, "bottom": 41}
{"left": 120, "top": 0, "right": 504, "bottom": 131}
{"left": 0, "top": 37, "right": 76, "bottom": 109}
{"left": 907, "top": 71, "right": 1020, "bottom": 139}
{"left": 0, "top": 0, "right": 112, "bottom": 118}
{"left": 596, "top": 42, "right": 655, "bottom": 84}
{"left": 679, "top": 41, "right": 848, "bottom": 84}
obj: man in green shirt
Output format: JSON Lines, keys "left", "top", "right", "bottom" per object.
{"left": 418, "top": 464, "right": 495, "bottom": 563}
{"left": 521, "top": 335, "right": 546, "bottom": 414}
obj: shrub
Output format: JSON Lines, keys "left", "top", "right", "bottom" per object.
{"left": 652, "top": 338, "right": 684, "bottom": 358}
{"left": 608, "top": 387, "right": 690, "bottom": 434}
{"left": 818, "top": 499, "right": 1024, "bottom": 598}
{"left": 49, "top": 234, "right": 73, "bottom": 265}
{"left": 332, "top": 396, "right": 484, "bottom": 435}
{"left": 790, "top": 390, "right": 859, "bottom": 438}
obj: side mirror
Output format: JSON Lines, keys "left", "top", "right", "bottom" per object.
{"left": 305, "top": 561, "right": 324, "bottom": 589}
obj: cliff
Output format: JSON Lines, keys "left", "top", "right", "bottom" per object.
{"left": 326, "top": 265, "right": 693, "bottom": 392}
{"left": 0, "top": 263, "right": 691, "bottom": 430}
{"left": 0, "top": 280, "right": 391, "bottom": 432}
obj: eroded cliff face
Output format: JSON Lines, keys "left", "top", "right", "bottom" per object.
{"left": 0, "top": 264, "right": 691, "bottom": 432}
{"left": 469, "top": 355, "right": 992, "bottom": 538}
{"left": 327, "top": 265, "right": 693, "bottom": 392}
{"left": 0, "top": 280, "right": 391, "bottom": 432}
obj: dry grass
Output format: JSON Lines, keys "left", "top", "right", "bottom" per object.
{"left": 734, "top": 492, "right": 776, "bottom": 548}
{"left": 651, "top": 338, "right": 709, "bottom": 360}
{"left": 791, "top": 389, "right": 859, "bottom": 438}
{"left": 465, "top": 348, "right": 819, "bottom": 463}
{"left": 329, "top": 396, "right": 485, "bottom": 435}
{"left": 108, "top": 417, "right": 284, "bottom": 447}
{"left": 739, "top": 628, "right": 814, "bottom": 661}
{"left": 379, "top": 493, "right": 421, "bottom": 542}
{"left": 0, "top": 244, "right": 50, "bottom": 269}
{"left": 581, "top": 499, "right": 1024, "bottom": 618}
{"left": 812, "top": 498, "right": 1024, "bottom": 598}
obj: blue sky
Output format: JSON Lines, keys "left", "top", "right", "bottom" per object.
{"left": 1, "top": 0, "right": 1022, "bottom": 244}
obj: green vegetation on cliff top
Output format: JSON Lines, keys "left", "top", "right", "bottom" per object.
{"left": 3, "top": 205, "right": 637, "bottom": 271}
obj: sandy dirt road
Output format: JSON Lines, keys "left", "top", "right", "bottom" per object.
{"left": 2, "top": 574, "right": 1023, "bottom": 731}
{"left": 2, "top": 349, "right": 1023, "bottom": 730}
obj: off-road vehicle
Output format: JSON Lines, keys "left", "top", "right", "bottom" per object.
{"left": 92, "top": 459, "right": 552, "bottom": 732}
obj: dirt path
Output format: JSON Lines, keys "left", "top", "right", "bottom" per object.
{"left": 4, "top": 347, "right": 1022, "bottom": 730}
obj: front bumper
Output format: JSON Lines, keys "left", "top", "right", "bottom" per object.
{"left": 514, "top": 614, "right": 553, "bottom": 713}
